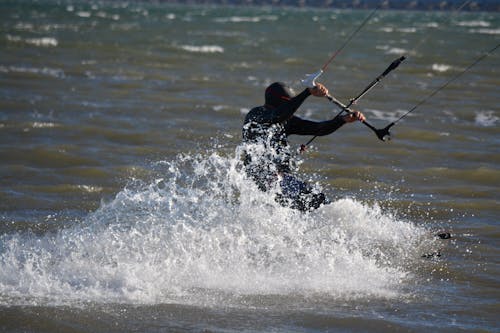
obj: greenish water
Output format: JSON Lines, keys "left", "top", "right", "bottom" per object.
{"left": 0, "top": 1, "right": 499, "bottom": 332}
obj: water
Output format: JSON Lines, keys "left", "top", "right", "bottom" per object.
{"left": 1, "top": 1, "right": 499, "bottom": 332}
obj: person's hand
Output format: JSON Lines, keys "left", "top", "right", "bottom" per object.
{"left": 309, "top": 83, "right": 328, "bottom": 97}
{"left": 343, "top": 111, "right": 366, "bottom": 123}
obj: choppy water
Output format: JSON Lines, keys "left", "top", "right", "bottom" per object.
{"left": 1, "top": 1, "right": 499, "bottom": 332}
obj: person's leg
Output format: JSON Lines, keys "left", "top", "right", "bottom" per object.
{"left": 277, "top": 174, "right": 327, "bottom": 211}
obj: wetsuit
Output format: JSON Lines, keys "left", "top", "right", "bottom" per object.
{"left": 242, "top": 85, "right": 346, "bottom": 211}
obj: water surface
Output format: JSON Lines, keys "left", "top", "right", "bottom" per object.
{"left": 0, "top": 1, "right": 499, "bottom": 332}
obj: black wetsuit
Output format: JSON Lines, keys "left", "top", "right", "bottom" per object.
{"left": 242, "top": 87, "right": 346, "bottom": 211}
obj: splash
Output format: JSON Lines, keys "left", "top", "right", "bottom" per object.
{"left": 0, "top": 149, "right": 434, "bottom": 307}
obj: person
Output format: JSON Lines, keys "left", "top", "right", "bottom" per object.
{"left": 242, "top": 81, "right": 365, "bottom": 211}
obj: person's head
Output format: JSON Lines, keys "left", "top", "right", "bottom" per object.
{"left": 264, "top": 82, "right": 295, "bottom": 107}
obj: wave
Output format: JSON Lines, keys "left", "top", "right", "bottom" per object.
{"left": 431, "top": 64, "right": 451, "bottom": 72}
{"left": 95, "top": 11, "right": 121, "bottom": 21}
{"left": 365, "top": 109, "right": 409, "bottom": 122}
{"left": 398, "top": 27, "right": 417, "bottom": 33}
{"left": 13, "top": 23, "right": 35, "bottom": 31}
{"left": 468, "top": 28, "right": 500, "bottom": 35}
{"left": 386, "top": 48, "right": 407, "bottom": 55}
{"left": 375, "top": 45, "right": 408, "bottom": 56}
{"left": 379, "top": 27, "right": 417, "bottom": 33}
{"left": 456, "top": 20, "right": 491, "bottom": 27}
{"left": 30, "top": 122, "right": 59, "bottom": 128}
{"left": 214, "top": 15, "right": 278, "bottom": 23}
{"left": 0, "top": 150, "right": 437, "bottom": 307}
{"left": 6, "top": 34, "right": 58, "bottom": 47}
{"left": 380, "top": 27, "right": 395, "bottom": 33}
{"left": 76, "top": 11, "right": 92, "bottom": 18}
{"left": 0, "top": 65, "right": 65, "bottom": 79}
{"left": 475, "top": 111, "right": 498, "bottom": 127}
{"left": 424, "top": 22, "right": 439, "bottom": 28}
{"left": 178, "top": 44, "right": 224, "bottom": 53}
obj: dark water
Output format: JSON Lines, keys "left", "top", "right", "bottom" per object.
{"left": 1, "top": 1, "right": 499, "bottom": 332}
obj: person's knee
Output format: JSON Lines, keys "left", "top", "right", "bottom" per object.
{"left": 275, "top": 191, "right": 327, "bottom": 211}
{"left": 309, "top": 192, "right": 327, "bottom": 209}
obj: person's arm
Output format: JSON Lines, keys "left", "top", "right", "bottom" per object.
{"left": 285, "top": 111, "right": 366, "bottom": 136}
{"left": 286, "top": 115, "right": 346, "bottom": 136}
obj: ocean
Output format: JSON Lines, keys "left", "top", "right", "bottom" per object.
{"left": 0, "top": 1, "right": 499, "bottom": 332}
